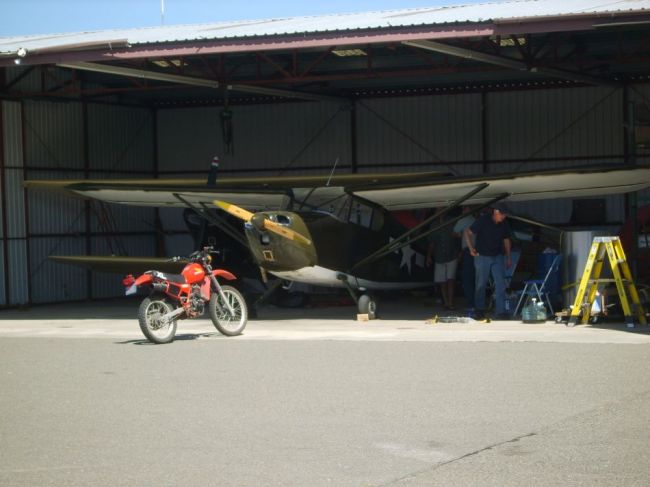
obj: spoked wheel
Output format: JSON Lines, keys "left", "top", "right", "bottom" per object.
{"left": 138, "top": 296, "right": 177, "bottom": 344}
{"left": 209, "top": 285, "right": 248, "bottom": 336}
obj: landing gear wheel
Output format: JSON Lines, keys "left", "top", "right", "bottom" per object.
{"left": 209, "top": 285, "right": 248, "bottom": 336}
{"left": 358, "top": 294, "right": 378, "bottom": 320}
{"left": 138, "top": 296, "right": 177, "bottom": 344}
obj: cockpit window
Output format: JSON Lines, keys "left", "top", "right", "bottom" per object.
{"left": 292, "top": 188, "right": 383, "bottom": 231}
{"left": 347, "top": 198, "right": 384, "bottom": 231}
{"left": 269, "top": 214, "right": 292, "bottom": 226}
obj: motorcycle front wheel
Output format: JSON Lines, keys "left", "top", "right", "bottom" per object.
{"left": 209, "top": 285, "right": 248, "bottom": 336}
{"left": 138, "top": 295, "right": 177, "bottom": 344}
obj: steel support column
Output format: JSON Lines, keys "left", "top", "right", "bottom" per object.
{"left": 20, "top": 101, "right": 32, "bottom": 305}
{"left": 82, "top": 100, "right": 93, "bottom": 299}
{"left": 350, "top": 101, "right": 358, "bottom": 174}
{"left": 481, "top": 90, "right": 488, "bottom": 174}
{"left": 0, "top": 70, "right": 9, "bottom": 307}
{"left": 624, "top": 90, "right": 638, "bottom": 280}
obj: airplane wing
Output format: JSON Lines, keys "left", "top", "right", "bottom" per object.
{"left": 24, "top": 171, "right": 448, "bottom": 210}
{"left": 351, "top": 165, "right": 650, "bottom": 210}
{"left": 25, "top": 166, "right": 650, "bottom": 211}
{"left": 50, "top": 256, "right": 187, "bottom": 274}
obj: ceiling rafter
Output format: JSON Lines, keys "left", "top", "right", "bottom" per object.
{"left": 256, "top": 52, "right": 293, "bottom": 79}
{"left": 403, "top": 39, "right": 620, "bottom": 87}
{"left": 56, "top": 61, "right": 347, "bottom": 103}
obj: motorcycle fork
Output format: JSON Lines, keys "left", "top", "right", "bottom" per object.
{"left": 210, "top": 275, "right": 236, "bottom": 316}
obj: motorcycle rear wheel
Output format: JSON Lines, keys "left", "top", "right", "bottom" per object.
{"left": 138, "top": 295, "right": 177, "bottom": 344}
{"left": 209, "top": 285, "right": 248, "bottom": 336}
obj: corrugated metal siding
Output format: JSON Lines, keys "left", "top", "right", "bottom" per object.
{"left": 158, "top": 208, "right": 186, "bottom": 232}
{"left": 86, "top": 170, "right": 156, "bottom": 233}
{"left": 26, "top": 169, "right": 85, "bottom": 235}
{"left": 0, "top": 172, "right": 3, "bottom": 241}
{"left": 157, "top": 101, "right": 350, "bottom": 174}
{"left": 164, "top": 234, "right": 195, "bottom": 261}
{"left": 3, "top": 101, "right": 23, "bottom": 168}
{"left": 4, "top": 66, "right": 75, "bottom": 93}
{"left": 2, "top": 100, "right": 26, "bottom": 306}
{"left": 4, "top": 66, "right": 42, "bottom": 92}
{"left": 7, "top": 240, "right": 28, "bottom": 305}
{"left": 486, "top": 87, "right": 623, "bottom": 171}
{"left": 509, "top": 194, "right": 626, "bottom": 225}
{"left": 30, "top": 236, "right": 87, "bottom": 303}
{"left": 23, "top": 100, "right": 84, "bottom": 169}
{"left": 630, "top": 84, "right": 650, "bottom": 217}
{"left": 356, "top": 94, "right": 482, "bottom": 174}
{"left": 6, "top": 168, "right": 27, "bottom": 238}
{"left": 88, "top": 104, "right": 154, "bottom": 172}
{"left": 88, "top": 199, "right": 157, "bottom": 234}
{"left": 157, "top": 107, "right": 220, "bottom": 172}
{"left": 90, "top": 235, "right": 156, "bottom": 298}
{"left": 0, "top": 245, "right": 5, "bottom": 306}
{"left": 3, "top": 102, "right": 26, "bottom": 239}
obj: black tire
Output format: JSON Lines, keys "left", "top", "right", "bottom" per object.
{"left": 138, "top": 296, "right": 177, "bottom": 344}
{"left": 209, "top": 285, "right": 248, "bottom": 336}
{"left": 358, "top": 294, "right": 378, "bottom": 319}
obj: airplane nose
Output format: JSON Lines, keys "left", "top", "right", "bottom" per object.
{"left": 244, "top": 211, "right": 317, "bottom": 271}
{"left": 250, "top": 213, "right": 267, "bottom": 232}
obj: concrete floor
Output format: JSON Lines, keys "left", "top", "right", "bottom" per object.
{"left": 2, "top": 297, "right": 650, "bottom": 486}
{"left": 0, "top": 295, "right": 648, "bottom": 344}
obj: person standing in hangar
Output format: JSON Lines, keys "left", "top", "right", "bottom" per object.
{"left": 427, "top": 209, "right": 461, "bottom": 310}
{"left": 463, "top": 203, "right": 512, "bottom": 320}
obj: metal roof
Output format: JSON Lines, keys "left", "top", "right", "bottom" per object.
{"left": 2, "top": 0, "right": 650, "bottom": 56}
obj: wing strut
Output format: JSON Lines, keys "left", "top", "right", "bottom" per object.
{"left": 349, "top": 184, "right": 507, "bottom": 272}
{"left": 173, "top": 194, "right": 249, "bottom": 248}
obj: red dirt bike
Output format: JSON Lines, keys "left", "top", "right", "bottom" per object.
{"left": 123, "top": 247, "right": 248, "bottom": 344}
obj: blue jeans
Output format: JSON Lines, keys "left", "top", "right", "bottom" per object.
{"left": 474, "top": 254, "right": 506, "bottom": 314}
{"left": 461, "top": 248, "right": 476, "bottom": 309}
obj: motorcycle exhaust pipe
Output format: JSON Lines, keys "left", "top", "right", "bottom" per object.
{"left": 152, "top": 282, "right": 167, "bottom": 293}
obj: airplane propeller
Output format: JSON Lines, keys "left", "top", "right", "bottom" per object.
{"left": 214, "top": 200, "right": 312, "bottom": 246}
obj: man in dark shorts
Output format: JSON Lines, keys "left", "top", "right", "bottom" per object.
{"left": 463, "top": 203, "right": 512, "bottom": 319}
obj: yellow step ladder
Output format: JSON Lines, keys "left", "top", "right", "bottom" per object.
{"left": 568, "top": 236, "right": 647, "bottom": 328}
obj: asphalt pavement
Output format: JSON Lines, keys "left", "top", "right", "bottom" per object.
{"left": 1, "top": 298, "right": 650, "bottom": 486}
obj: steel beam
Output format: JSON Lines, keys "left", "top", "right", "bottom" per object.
{"left": 57, "top": 61, "right": 220, "bottom": 88}
{"left": 57, "top": 61, "right": 346, "bottom": 103}
{"left": 403, "top": 39, "right": 619, "bottom": 87}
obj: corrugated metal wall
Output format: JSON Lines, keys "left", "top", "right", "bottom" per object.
{"left": 156, "top": 85, "right": 639, "bottom": 227}
{"left": 629, "top": 83, "right": 650, "bottom": 208}
{"left": 356, "top": 94, "right": 483, "bottom": 175}
{"left": 484, "top": 86, "right": 627, "bottom": 223}
{"left": 157, "top": 101, "right": 351, "bottom": 175}
{"left": 487, "top": 86, "right": 622, "bottom": 169}
{"left": 0, "top": 78, "right": 157, "bottom": 306}
{"left": 2, "top": 101, "right": 29, "bottom": 306}
{"left": 30, "top": 101, "right": 155, "bottom": 304}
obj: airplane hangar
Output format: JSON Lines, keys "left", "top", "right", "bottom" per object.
{"left": 1, "top": 0, "right": 650, "bottom": 307}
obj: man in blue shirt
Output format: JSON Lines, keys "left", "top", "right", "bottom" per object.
{"left": 463, "top": 203, "right": 512, "bottom": 319}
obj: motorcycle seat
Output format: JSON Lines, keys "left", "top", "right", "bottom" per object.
{"left": 165, "top": 274, "right": 187, "bottom": 284}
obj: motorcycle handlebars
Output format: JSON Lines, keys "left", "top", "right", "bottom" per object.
{"left": 169, "top": 247, "right": 219, "bottom": 263}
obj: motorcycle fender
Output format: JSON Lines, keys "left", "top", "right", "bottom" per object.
{"left": 212, "top": 269, "right": 236, "bottom": 281}
{"left": 134, "top": 274, "right": 154, "bottom": 286}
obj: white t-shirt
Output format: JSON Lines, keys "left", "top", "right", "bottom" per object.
{"left": 453, "top": 215, "right": 475, "bottom": 250}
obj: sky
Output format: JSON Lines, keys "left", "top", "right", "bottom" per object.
{"left": 0, "top": 0, "right": 489, "bottom": 37}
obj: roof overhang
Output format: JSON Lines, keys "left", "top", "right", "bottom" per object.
{"left": 0, "top": 15, "right": 629, "bottom": 68}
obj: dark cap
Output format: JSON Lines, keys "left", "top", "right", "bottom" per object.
{"left": 492, "top": 202, "right": 509, "bottom": 214}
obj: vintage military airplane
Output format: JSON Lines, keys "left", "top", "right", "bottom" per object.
{"left": 26, "top": 164, "right": 650, "bottom": 316}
